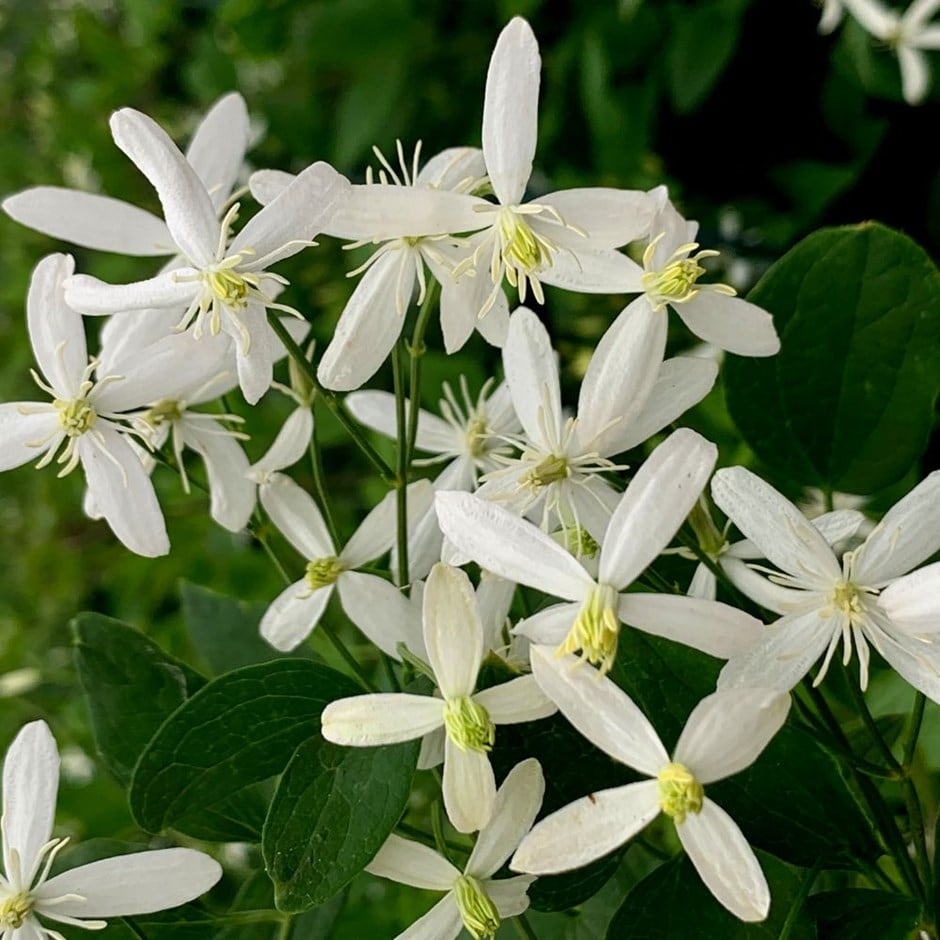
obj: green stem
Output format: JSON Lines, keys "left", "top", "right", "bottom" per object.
{"left": 277, "top": 916, "right": 293, "bottom": 940}
{"left": 382, "top": 652, "right": 402, "bottom": 692}
{"left": 120, "top": 918, "right": 148, "bottom": 940}
{"left": 514, "top": 912, "right": 540, "bottom": 940}
{"left": 845, "top": 672, "right": 902, "bottom": 774}
{"left": 251, "top": 522, "right": 292, "bottom": 585}
{"left": 392, "top": 336, "right": 410, "bottom": 587}
{"left": 308, "top": 407, "right": 340, "bottom": 546}
{"left": 319, "top": 619, "right": 377, "bottom": 692}
{"left": 267, "top": 313, "right": 395, "bottom": 483}
{"left": 777, "top": 861, "right": 820, "bottom": 940}
{"left": 860, "top": 858, "right": 904, "bottom": 894}
{"left": 405, "top": 282, "right": 438, "bottom": 467}
{"left": 903, "top": 692, "right": 927, "bottom": 768}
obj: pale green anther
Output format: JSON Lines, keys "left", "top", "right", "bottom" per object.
{"left": 827, "top": 580, "right": 866, "bottom": 624}
{"left": 560, "top": 583, "right": 620, "bottom": 674}
{"left": 565, "top": 526, "right": 600, "bottom": 559}
{"left": 688, "top": 498, "right": 726, "bottom": 557}
{"left": 143, "top": 398, "right": 183, "bottom": 428}
{"left": 499, "top": 210, "right": 549, "bottom": 273}
{"left": 641, "top": 239, "right": 736, "bottom": 312}
{"left": 657, "top": 762, "right": 704, "bottom": 824}
{"left": 207, "top": 267, "right": 251, "bottom": 308}
{"left": 521, "top": 454, "right": 570, "bottom": 489}
{"left": 465, "top": 413, "right": 489, "bottom": 459}
{"left": 454, "top": 875, "right": 501, "bottom": 940}
{"left": 53, "top": 397, "right": 96, "bottom": 437}
{"left": 0, "top": 891, "right": 34, "bottom": 929}
{"left": 442, "top": 696, "right": 495, "bottom": 753}
{"left": 305, "top": 556, "right": 344, "bottom": 591}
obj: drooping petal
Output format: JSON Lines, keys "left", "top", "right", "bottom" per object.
{"left": 720, "top": 558, "right": 810, "bottom": 616}
{"left": 468, "top": 759, "right": 545, "bottom": 878}
{"left": 538, "top": 247, "right": 645, "bottom": 294}
{"left": 438, "top": 259, "right": 511, "bottom": 353}
{"left": 365, "top": 833, "right": 459, "bottom": 890}
{"left": 711, "top": 467, "right": 842, "bottom": 586}
{"left": 321, "top": 693, "right": 443, "bottom": 746}
{"left": 599, "top": 428, "right": 717, "bottom": 589}
{"left": 811, "top": 509, "right": 867, "bottom": 546}
{"left": 2, "top": 720, "right": 59, "bottom": 887}
{"left": 674, "top": 292, "right": 780, "bottom": 358}
{"left": 434, "top": 491, "right": 595, "bottom": 602}
{"left": 343, "top": 480, "right": 433, "bottom": 569}
{"left": 345, "top": 390, "right": 455, "bottom": 455}
{"left": 337, "top": 571, "right": 425, "bottom": 659}
{"left": 229, "top": 304, "right": 274, "bottom": 405}
{"left": 618, "top": 593, "right": 762, "bottom": 659}
{"left": 259, "top": 581, "right": 332, "bottom": 652}
{"left": 482, "top": 17, "right": 540, "bottom": 206}
{"left": 874, "top": 624, "right": 940, "bottom": 704}
{"left": 64, "top": 270, "right": 199, "bottom": 316}
{"left": 677, "top": 800, "right": 770, "bottom": 922}
{"left": 395, "top": 896, "right": 463, "bottom": 940}
{"left": 510, "top": 780, "right": 661, "bottom": 874}
{"left": 36, "top": 848, "right": 222, "bottom": 918}
{"left": 259, "top": 471, "right": 334, "bottom": 558}
{"left": 249, "top": 407, "right": 313, "bottom": 478}
{"left": 539, "top": 188, "right": 656, "bottom": 248}
{"left": 879, "top": 562, "right": 940, "bottom": 635}
{"left": 110, "top": 108, "right": 218, "bottom": 268}
{"left": 674, "top": 689, "right": 790, "bottom": 784}
{"left": 688, "top": 563, "right": 717, "bottom": 601}
{"left": 185, "top": 92, "right": 249, "bottom": 212}
{"left": 530, "top": 646, "right": 669, "bottom": 774}
{"left": 474, "top": 675, "right": 557, "bottom": 724}
{"left": 248, "top": 168, "right": 294, "bottom": 206}
{"left": 443, "top": 737, "right": 496, "bottom": 833}
{"left": 2, "top": 187, "right": 174, "bottom": 256}
{"left": 0, "top": 406, "right": 59, "bottom": 472}
{"left": 416, "top": 147, "right": 486, "bottom": 190}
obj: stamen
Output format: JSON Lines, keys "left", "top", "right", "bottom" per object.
{"left": 657, "top": 762, "right": 704, "bottom": 824}
{"left": 442, "top": 697, "right": 495, "bottom": 753}
{"left": 453, "top": 875, "right": 500, "bottom": 940}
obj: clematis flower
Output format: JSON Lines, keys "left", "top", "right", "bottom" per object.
{"left": 844, "top": 0, "right": 940, "bottom": 103}
{"left": 63, "top": 107, "right": 350, "bottom": 403}
{"left": 321, "top": 563, "right": 555, "bottom": 832}
{"left": 0, "top": 720, "right": 221, "bottom": 937}
{"left": 511, "top": 649, "right": 789, "bottom": 923}
{"left": 436, "top": 429, "right": 761, "bottom": 674}
{"left": 366, "top": 758, "right": 543, "bottom": 940}
{"left": 712, "top": 466, "right": 940, "bottom": 698}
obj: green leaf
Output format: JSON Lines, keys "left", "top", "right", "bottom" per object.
{"left": 809, "top": 889, "right": 922, "bottom": 939}
{"left": 264, "top": 735, "right": 419, "bottom": 912}
{"left": 606, "top": 851, "right": 815, "bottom": 939}
{"left": 181, "top": 580, "right": 287, "bottom": 675}
{"left": 72, "top": 612, "right": 206, "bottom": 786}
{"left": 129, "top": 660, "right": 360, "bottom": 834}
{"left": 725, "top": 223, "right": 940, "bottom": 493}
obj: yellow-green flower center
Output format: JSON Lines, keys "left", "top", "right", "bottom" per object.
{"left": 465, "top": 413, "right": 490, "bottom": 459}
{"left": 657, "top": 762, "right": 704, "bottom": 824}
{"left": 559, "top": 583, "right": 620, "bottom": 674}
{"left": 442, "top": 696, "right": 495, "bottom": 753}
{"left": 53, "top": 396, "right": 96, "bottom": 437}
{"left": 0, "top": 891, "right": 34, "bottom": 929}
{"left": 305, "top": 556, "right": 344, "bottom": 591}
{"left": 641, "top": 238, "right": 735, "bottom": 312}
{"left": 204, "top": 265, "right": 252, "bottom": 309}
{"left": 826, "top": 579, "right": 869, "bottom": 626}
{"left": 454, "top": 875, "right": 501, "bottom": 940}
{"left": 498, "top": 207, "right": 553, "bottom": 276}
{"left": 564, "top": 525, "right": 600, "bottom": 559}
{"left": 143, "top": 398, "right": 183, "bottom": 428}
{"left": 521, "top": 454, "right": 570, "bottom": 489}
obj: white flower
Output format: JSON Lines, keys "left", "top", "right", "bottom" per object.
{"left": 636, "top": 190, "right": 780, "bottom": 357}
{"left": 452, "top": 18, "right": 656, "bottom": 315}
{"left": 63, "top": 107, "right": 350, "bottom": 403}
{"left": 511, "top": 648, "right": 789, "bottom": 923}
{"left": 366, "top": 759, "right": 543, "bottom": 940}
{"left": 819, "top": 0, "right": 846, "bottom": 33}
{"left": 3, "top": 92, "right": 250, "bottom": 258}
{"left": 712, "top": 466, "right": 940, "bottom": 698}
{"left": 436, "top": 429, "right": 761, "bottom": 674}
{"left": 844, "top": 0, "right": 940, "bottom": 103}
{"left": 0, "top": 720, "right": 221, "bottom": 937}
{"left": 321, "top": 563, "right": 555, "bottom": 832}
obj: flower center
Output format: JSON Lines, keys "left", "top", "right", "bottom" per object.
{"left": 305, "top": 556, "right": 344, "bottom": 591}
{"left": 657, "top": 762, "right": 704, "bottom": 824}
{"left": 465, "top": 413, "right": 490, "bottom": 459}
{"left": 442, "top": 696, "right": 495, "bottom": 753}
{"left": 521, "top": 454, "right": 570, "bottom": 489}
{"left": 203, "top": 262, "right": 254, "bottom": 309}
{"left": 641, "top": 237, "right": 736, "bottom": 312}
{"left": 497, "top": 207, "right": 553, "bottom": 276}
{"left": 453, "top": 875, "right": 501, "bottom": 940}
{"left": 0, "top": 891, "right": 34, "bottom": 929}
{"left": 53, "top": 396, "right": 96, "bottom": 437}
{"left": 563, "top": 525, "right": 600, "bottom": 559}
{"left": 559, "top": 583, "right": 620, "bottom": 674}
{"left": 142, "top": 398, "right": 183, "bottom": 428}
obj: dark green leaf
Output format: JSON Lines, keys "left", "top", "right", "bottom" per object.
{"left": 809, "top": 889, "right": 921, "bottom": 939}
{"left": 725, "top": 223, "right": 940, "bottom": 493}
{"left": 130, "top": 660, "right": 360, "bottom": 834}
{"left": 264, "top": 735, "right": 419, "bottom": 912}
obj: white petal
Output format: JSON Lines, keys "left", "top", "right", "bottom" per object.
{"left": 477, "top": 575, "right": 517, "bottom": 652}
{"left": 365, "top": 834, "right": 459, "bottom": 890}
{"left": 875, "top": 626, "right": 940, "bottom": 703}
{"left": 418, "top": 726, "right": 445, "bottom": 770}
{"left": 338, "top": 571, "right": 425, "bottom": 659}
{"left": 434, "top": 491, "right": 595, "bottom": 602}
{"left": 321, "top": 693, "right": 443, "bottom": 746}
{"left": 677, "top": 800, "right": 769, "bottom": 922}
{"left": 0, "top": 406, "right": 59, "bottom": 472}
{"left": 183, "top": 421, "right": 255, "bottom": 532}
{"left": 443, "top": 738, "right": 496, "bottom": 833}
{"left": 36, "top": 848, "right": 221, "bottom": 918}
{"left": 487, "top": 877, "right": 535, "bottom": 918}
{"left": 674, "top": 689, "right": 790, "bottom": 784}
{"left": 248, "top": 168, "right": 294, "bottom": 206}
{"left": 259, "top": 581, "right": 332, "bottom": 652}
{"left": 530, "top": 646, "right": 668, "bottom": 774}
{"left": 648, "top": 192, "right": 699, "bottom": 267}
{"left": 538, "top": 247, "right": 645, "bottom": 294}
{"left": 439, "top": 262, "right": 511, "bottom": 352}
{"left": 688, "top": 563, "right": 717, "bottom": 601}
{"left": 482, "top": 17, "right": 540, "bottom": 206}
{"left": 510, "top": 780, "right": 660, "bottom": 874}
{"left": 343, "top": 480, "right": 433, "bottom": 569}
{"left": 812, "top": 509, "right": 867, "bottom": 546}
{"left": 514, "top": 602, "right": 580, "bottom": 646}
{"left": 345, "top": 390, "right": 455, "bottom": 455}
{"left": 2, "top": 720, "right": 59, "bottom": 886}
{"left": 416, "top": 147, "right": 486, "bottom": 190}
{"left": 250, "top": 407, "right": 313, "bottom": 477}
{"left": 260, "top": 473, "right": 334, "bottom": 558}
{"left": 599, "top": 428, "right": 717, "bottom": 588}
{"left": 674, "top": 293, "right": 780, "bottom": 358}
{"left": 843, "top": 0, "right": 897, "bottom": 36}
{"left": 185, "top": 92, "right": 249, "bottom": 211}
{"left": 394, "top": 896, "right": 462, "bottom": 940}
{"left": 230, "top": 305, "right": 274, "bottom": 405}
{"left": 711, "top": 467, "right": 841, "bottom": 586}
{"left": 110, "top": 108, "right": 218, "bottom": 267}
{"left": 468, "top": 759, "right": 545, "bottom": 878}
{"left": 474, "top": 675, "right": 557, "bottom": 724}
{"left": 64, "top": 271, "right": 198, "bottom": 316}
{"left": 618, "top": 594, "right": 762, "bottom": 659}
{"left": 720, "top": 558, "right": 809, "bottom": 616}
{"left": 879, "top": 562, "right": 940, "bottom": 634}
{"left": 539, "top": 188, "right": 656, "bottom": 248}
{"left": 3, "top": 188, "right": 173, "bottom": 255}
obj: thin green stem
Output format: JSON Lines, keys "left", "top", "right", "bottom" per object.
{"left": 778, "top": 861, "right": 820, "bottom": 940}
{"left": 277, "top": 916, "right": 293, "bottom": 940}
{"left": 319, "top": 619, "right": 377, "bottom": 692}
{"left": 901, "top": 692, "right": 932, "bottom": 908}
{"left": 903, "top": 692, "right": 927, "bottom": 769}
{"left": 120, "top": 918, "right": 148, "bottom": 940}
{"left": 382, "top": 652, "right": 402, "bottom": 692}
{"left": 405, "top": 282, "right": 439, "bottom": 467}
{"left": 860, "top": 858, "right": 904, "bottom": 894}
{"left": 308, "top": 408, "right": 340, "bottom": 546}
{"left": 845, "top": 673, "right": 902, "bottom": 773}
{"left": 392, "top": 336, "right": 410, "bottom": 587}
{"left": 514, "top": 912, "right": 540, "bottom": 940}
{"left": 251, "top": 522, "right": 292, "bottom": 585}
{"left": 267, "top": 313, "right": 395, "bottom": 483}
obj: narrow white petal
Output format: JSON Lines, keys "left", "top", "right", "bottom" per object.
{"left": 618, "top": 594, "right": 762, "bottom": 659}
{"left": 248, "top": 168, "right": 295, "bottom": 206}
{"left": 250, "top": 407, "right": 313, "bottom": 477}
{"left": 688, "top": 563, "right": 717, "bottom": 601}
{"left": 482, "top": 17, "right": 540, "bottom": 206}
{"left": 514, "top": 602, "right": 580, "bottom": 646}
{"left": 321, "top": 693, "right": 443, "bottom": 746}
{"left": 343, "top": 480, "right": 433, "bottom": 569}
{"left": 185, "top": 92, "right": 249, "bottom": 211}
{"left": 900, "top": 44, "right": 933, "bottom": 105}
{"left": 720, "top": 558, "right": 810, "bottom": 616}
{"left": 880, "top": 562, "right": 940, "bottom": 634}
{"left": 418, "top": 726, "right": 445, "bottom": 770}
{"left": 346, "top": 390, "right": 454, "bottom": 454}
{"left": 674, "top": 689, "right": 790, "bottom": 784}
{"left": 468, "top": 759, "right": 545, "bottom": 878}
{"left": 338, "top": 571, "right": 425, "bottom": 659}
{"left": 843, "top": 0, "right": 897, "bottom": 36}
{"left": 677, "top": 800, "right": 769, "bottom": 922}
{"left": 2, "top": 720, "right": 59, "bottom": 886}
{"left": 64, "top": 271, "right": 198, "bottom": 316}
{"left": 110, "top": 108, "right": 218, "bottom": 267}
{"left": 230, "top": 305, "right": 274, "bottom": 405}
{"left": 3, "top": 187, "right": 173, "bottom": 255}
{"left": 875, "top": 626, "right": 940, "bottom": 703}
{"left": 600, "top": 428, "right": 717, "bottom": 588}
{"left": 443, "top": 738, "right": 496, "bottom": 833}
{"left": 259, "top": 473, "right": 334, "bottom": 558}
{"left": 487, "top": 877, "right": 535, "bottom": 918}
{"left": 538, "top": 247, "right": 645, "bottom": 294}
{"left": 674, "top": 293, "right": 780, "bottom": 357}
{"left": 530, "top": 646, "right": 668, "bottom": 774}
{"left": 474, "top": 675, "right": 557, "bottom": 724}
{"left": 539, "top": 188, "right": 656, "bottom": 248}
{"left": 365, "top": 834, "right": 459, "bottom": 889}
{"left": 184, "top": 422, "right": 255, "bottom": 532}
{"left": 259, "top": 581, "right": 332, "bottom": 652}
{"left": 395, "top": 896, "right": 462, "bottom": 940}
{"left": 711, "top": 467, "right": 842, "bottom": 585}
{"left": 510, "top": 780, "right": 661, "bottom": 874}
{"left": 416, "top": 147, "right": 486, "bottom": 190}
{"left": 812, "top": 509, "right": 867, "bottom": 546}
{"left": 0, "top": 406, "right": 59, "bottom": 472}
{"left": 434, "top": 491, "right": 595, "bottom": 601}
{"left": 36, "top": 848, "right": 221, "bottom": 917}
